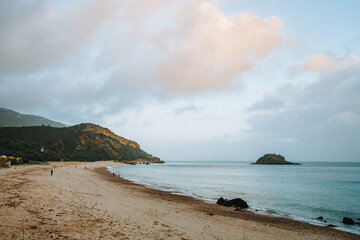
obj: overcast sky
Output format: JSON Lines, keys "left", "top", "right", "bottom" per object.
{"left": 1, "top": 0, "right": 359, "bottom": 162}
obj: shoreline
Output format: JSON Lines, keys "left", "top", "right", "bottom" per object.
{"left": 1, "top": 161, "right": 359, "bottom": 239}
{"left": 106, "top": 166, "right": 218, "bottom": 204}
{"left": 107, "top": 164, "right": 360, "bottom": 235}
{"left": 107, "top": 171, "right": 358, "bottom": 234}
{"left": 100, "top": 165, "right": 359, "bottom": 238}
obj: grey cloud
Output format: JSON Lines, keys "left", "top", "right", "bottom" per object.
{"left": 0, "top": 0, "right": 118, "bottom": 72}
{"left": 0, "top": 50, "right": 172, "bottom": 126}
{"left": 246, "top": 96, "right": 285, "bottom": 112}
{"left": 0, "top": 0, "right": 179, "bottom": 124}
{"left": 0, "top": 0, "right": 286, "bottom": 123}
{"left": 174, "top": 105, "right": 204, "bottom": 115}
{"left": 244, "top": 65, "right": 360, "bottom": 161}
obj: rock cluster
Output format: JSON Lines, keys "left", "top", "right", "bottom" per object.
{"left": 216, "top": 197, "right": 249, "bottom": 209}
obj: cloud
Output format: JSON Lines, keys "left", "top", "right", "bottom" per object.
{"left": 0, "top": 0, "right": 287, "bottom": 133}
{"left": 245, "top": 61, "right": 360, "bottom": 161}
{"left": 329, "top": 111, "right": 360, "bottom": 128}
{"left": 297, "top": 54, "right": 359, "bottom": 72}
{"left": 0, "top": 0, "right": 284, "bottom": 89}
{"left": 246, "top": 96, "right": 285, "bottom": 112}
{"left": 156, "top": 1, "right": 284, "bottom": 93}
{"left": 0, "top": 0, "right": 119, "bottom": 72}
{"left": 274, "top": 138, "right": 298, "bottom": 143}
{"left": 174, "top": 104, "right": 204, "bottom": 115}
{"left": 300, "top": 55, "right": 334, "bottom": 72}
{"left": 0, "top": 0, "right": 170, "bottom": 122}
{"left": 0, "top": 0, "right": 286, "bottom": 123}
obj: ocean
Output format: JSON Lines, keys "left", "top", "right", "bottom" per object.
{"left": 108, "top": 161, "right": 360, "bottom": 234}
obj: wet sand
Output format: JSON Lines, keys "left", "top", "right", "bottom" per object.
{"left": 0, "top": 161, "right": 359, "bottom": 239}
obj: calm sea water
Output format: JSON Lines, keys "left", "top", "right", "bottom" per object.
{"left": 109, "top": 162, "right": 360, "bottom": 234}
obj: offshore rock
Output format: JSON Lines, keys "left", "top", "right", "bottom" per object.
{"left": 252, "top": 153, "right": 300, "bottom": 165}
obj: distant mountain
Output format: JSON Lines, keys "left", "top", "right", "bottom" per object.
{"left": 252, "top": 153, "right": 300, "bottom": 165}
{"left": 0, "top": 123, "right": 163, "bottom": 163}
{"left": 0, "top": 108, "right": 67, "bottom": 128}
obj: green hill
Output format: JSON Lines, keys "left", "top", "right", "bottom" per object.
{"left": 0, "top": 123, "right": 162, "bottom": 163}
{"left": 0, "top": 108, "right": 67, "bottom": 127}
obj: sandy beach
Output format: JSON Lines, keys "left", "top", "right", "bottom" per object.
{"left": 0, "top": 161, "right": 359, "bottom": 240}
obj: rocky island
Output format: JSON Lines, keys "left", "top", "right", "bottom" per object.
{"left": 252, "top": 153, "right": 300, "bottom": 165}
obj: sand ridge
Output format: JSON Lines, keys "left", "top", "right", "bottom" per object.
{"left": 0, "top": 161, "right": 359, "bottom": 240}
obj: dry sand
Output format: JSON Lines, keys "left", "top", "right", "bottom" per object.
{"left": 0, "top": 161, "right": 359, "bottom": 240}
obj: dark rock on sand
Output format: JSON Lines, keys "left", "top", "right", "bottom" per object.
{"left": 252, "top": 153, "right": 300, "bottom": 165}
{"left": 343, "top": 217, "right": 355, "bottom": 225}
{"left": 327, "top": 224, "right": 337, "bottom": 228}
{"left": 216, "top": 197, "right": 249, "bottom": 209}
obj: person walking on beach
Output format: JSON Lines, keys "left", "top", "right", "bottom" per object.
{"left": 51, "top": 169, "right": 53, "bottom": 176}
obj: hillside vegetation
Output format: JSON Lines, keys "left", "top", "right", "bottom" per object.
{"left": 0, "top": 108, "right": 67, "bottom": 128}
{"left": 0, "top": 123, "right": 162, "bottom": 163}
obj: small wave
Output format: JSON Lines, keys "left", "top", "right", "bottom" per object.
{"left": 107, "top": 165, "right": 360, "bottom": 235}
{"left": 108, "top": 166, "right": 215, "bottom": 202}
{"left": 249, "top": 207, "right": 360, "bottom": 235}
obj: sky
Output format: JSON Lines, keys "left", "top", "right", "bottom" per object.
{"left": 0, "top": 0, "right": 359, "bottom": 162}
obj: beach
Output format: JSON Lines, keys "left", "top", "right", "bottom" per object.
{"left": 0, "top": 161, "right": 359, "bottom": 240}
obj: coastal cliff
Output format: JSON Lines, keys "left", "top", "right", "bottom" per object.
{"left": 252, "top": 154, "right": 300, "bottom": 165}
{"left": 0, "top": 123, "right": 163, "bottom": 163}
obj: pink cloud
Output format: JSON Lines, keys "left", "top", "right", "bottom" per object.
{"left": 299, "top": 54, "right": 358, "bottom": 72}
{"left": 155, "top": 1, "right": 284, "bottom": 93}
{"left": 0, "top": 0, "right": 285, "bottom": 94}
